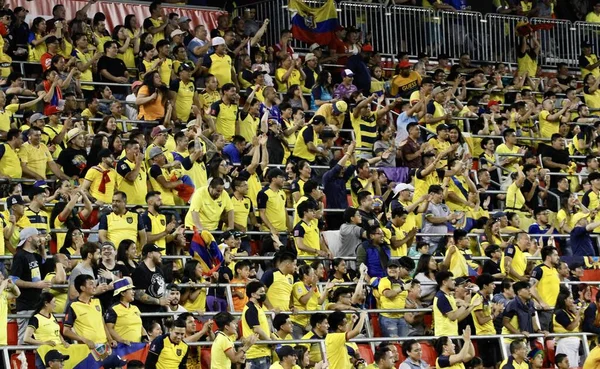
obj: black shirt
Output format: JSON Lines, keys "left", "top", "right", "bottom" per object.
{"left": 547, "top": 188, "right": 570, "bottom": 212}
{"left": 477, "top": 182, "right": 500, "bottom": 211}
{"left": 359, "top": 209, "right": 380, "bottom": 231}
{"left": 56, "top": 147, "right": 88, "bottom": 178}
{"left": 521, "top": 178, "right": 541, "bottom": 210}
{"left": 97, "top": 56, "right": 128, "bottom": 95}
{"left": 542, "top": 146, "right": 570, "bottom": 188}
{"left": 131, "top": 261, "right": 166, "bottom": 313}
{"left": 10, "top": 248, "right": 45, "bottom": 311}
{"left": 482, "top": 259, "right": 503, "bottom": 294}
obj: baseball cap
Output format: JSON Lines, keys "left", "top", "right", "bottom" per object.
{"left": 436, "top": 123, "right": 449, "bottom": 132}
{"left": 178, "top": 62, "right": 194, "bottom": 73}
{"left": 492, "top": 211, "right": 507, "bottom": 220}
{"left": 45, "top": 350, "right": 70, "bottom": 363}
{"left": 97, "top": 148, "right": 113, "bottom": 160}
{"left": 455, "top": 277, "right": 469, "bottom": 286}
{"left": 131, "top": 81, "right": 143, "bottom": 90}
{"left": 305, "top": 53, "right": 317, "bottom": 62}
{"left": 421, "top": 77, "right": 434, "bottom": 85}
{"left": 252, "top": 70, "right": 267, "bottom": 79}
{"left": 432, "top": 86, "right": 449, "bottom": 96}
{"left": 30, "top": 113, "right": 46, "bottom": 122}
{"left": 398, "top": 60, "right": 411, "bottom": 68}
{"left": 34, "top": 180, "right": 49, "bottom": 189}
{"left": 487, "top": 100, "right": 500, "bottom": 108}
{"left": 18, "top": 227, "right": 39, "bottom": 247}
{"left": 170, "top": 29, "right": 185, "bottom": 38}
{"left": 527, "top": 348, "right": 544, "bottom": 360}
{"left": 178, "top": 16, "right": 191, "bottom": 23}
{"left": 142, "top": 243, "right": 165, "bottom": 256}
{"left": 66, "top": 128, "right": 85, "bottom": 142}
{"left": 309, "top": 43, "right": 321, "bottom": 51}
{"left": 393, "top": 183, "right": 414, "bottom": 196}
{"left": 30, "top": 187, "right": 46, "bottom": 197}
{"left": 6, "top": 195, "right": 24, "bottom": 207}
{"left": 333, "top": 100, "right": 348, "bottom": 114}
{"left": 362, "top": 44, "right": 373, "bottom": 53}
{"left": 113, "top": 278, "right": 135, "bottom": 296}
{"left": 148, "top": 146, "right": 164, "bottom": 160}
{"left": 46, "top": 105, "right": 61, "bottom": 116}
{"left": 212, "top": 37, "right": 226, "bottom": 46}
{"left": 341, "top": 69, "right": 354, "bottom": 78}
{"left": 387, "top": 259, "right": 400, "bottom": 268}
{"left": 582, "top": 40, "right": 593, "bottom": 48}
{"left": 151, "top": 125, "right": 171, "bottom": 138}
{"left": 276, "top": 346, "right": 296, "bottom": 359}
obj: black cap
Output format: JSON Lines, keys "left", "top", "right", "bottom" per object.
{"left": 97, "top": 148, "right": 113, "bottom": 160}
{"left": 387, "top": 259, "right": 400, "bottom": 268}
{"left": 455, "top": 277, "right": 469, "bottom": 286}
{"left": 276, "top": 345, "right": 296, "bottom": 359}
{"left": 582, "top": 40, "right": 593, "bottom": 48}
{"left": 142, "top": 243, "right": 165, "bottom": 255}
{"left": 178, "top": 62, "right": 194, "bottom": 73}
{"left": 166, "top": 283, "right": 181, "bottom": 291}
{"left": 312, "top": 115, "right": 327, "bottom": 125}
{"left": 436, "top": 123, "right": 449, "bottom": 132}
{"left": 252, "top": 70, "right": 267, "bottom": 79}
{"left": 6, "top": 195, "right": 25, "bottom": 207}
{"left": 30, "top": 186, "right": 46, "bottom": 197}
{"left": 321, "top": 128, "right": 336, "bottom": 140}
{"left": 45, "top": 36, "right": 59, "bottom": 45}
{"left": 45, "top": 350, "right": 70, "bottom": 363}
{"left": 421, "top": 77, "right": 434, "bottom": 85}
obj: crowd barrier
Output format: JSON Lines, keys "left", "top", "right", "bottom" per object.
{"left": 249, "top": 1, "right": 600, "bottom": 68}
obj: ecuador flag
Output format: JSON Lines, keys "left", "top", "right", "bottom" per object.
{"left": 37, "top": 342, "right": 149, "bottom": 369}
{"left": 289, "top": 0, "right": 340, "bottom": 45}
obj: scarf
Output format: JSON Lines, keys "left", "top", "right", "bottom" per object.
{"left": 95, "top": 166, "right": 111, "bottom": 194}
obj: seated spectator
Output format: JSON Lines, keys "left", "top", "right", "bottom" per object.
{"left": 399, "top": 339, "right": 428, "bottom": 369}
{"left": 499, "top": 340, "right": 528, "bottom": 369}
{"left": 105, "top": 278, "right": 144, "bottom": 345}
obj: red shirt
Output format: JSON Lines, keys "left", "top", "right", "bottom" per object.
{"left": 274, "top": 42, "right": 294, "bottom": 57}
{"left": 40, "top": 52, "right": 55, "bottom": 71}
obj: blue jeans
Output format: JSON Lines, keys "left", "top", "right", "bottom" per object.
{"left": 245, "top": 356, "right": 271, "bottom": 369}
{"left": 379, "top": 316, "right": 409, "bottom": 338}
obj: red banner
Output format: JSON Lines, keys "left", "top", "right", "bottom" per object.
{"left": 6, "top": 0, "right": 224, "bottom": 35}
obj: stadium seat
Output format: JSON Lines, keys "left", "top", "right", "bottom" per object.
{"left": 10, "top": 352, "right": 35, "bottom": 369}
{"left": 419, "top": 342, "right": 437, "bottom": 368}
{"left": 7, "top": 321, "right": 17, "bottom": 346}
{"left": 322, "top": 230, "right": 341, "bottom": 257}
{"left": 369, "top": 314, "right": 382, "bottom": 338}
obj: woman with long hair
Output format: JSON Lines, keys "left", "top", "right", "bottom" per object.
{"left": 50, "top": 54, "right": 78, "bottom": 96}
{"left": 502, "top": 212, "right": 522, "bottom": 234}
{"left": 136, "top": 70, "right": 167, "bottom": 121}
{"left": 479, "top": 137, "right": 500, "bottom": 184}
{"left": 374, "top": 125, "right": 396, "bottom": 167}
{"left": 97, "top": 116, "right": 122, "bottom": 137}
{"left": 284, "top": 84, "right": 308, "bottom": 110}
{"left": 28, "top": 17, "right": 50, "bottom": 63}
{"left": 208, "top": 156, "right": 233, "bottom": 194}
{"left": 86, "top": 134, "right": 110, "bottom": 169}
{"left": 557, "top": 194, "right": 590, "bottom": 233}
{"left": 59, "top": 228, "right": 85, "bottom": 258}
{"left": 448, "top": 124, "right": 470, "bottom": 160}
{"left": 110, "top": 134, "right": 123, "bottom": 157}
{"left": 553, "top": 289, "right": 583, "bottom": 367}
{"left": 310, "top": 70, "right": 333, "bottom": 111}
{"left": 291, "top": 160, "right": 311, "bottom": 204}
{"left": 370, "top": 65, "right": 386, "bottom": 95}
{"left": 139, "top": 42, "right": 159, "bottom": 80}
{"left": 180, "top": 259, "right": 208, "bottom": 313}
{"left": 24, "top": 292, "right": 70, "bottom": 368}
{"left": 116, "top": 239, "right": 138, "bottom": 276}
{"left": 112, "top": 25, "right": 136, "bottom": 70}
{"left": 413, "top": 254, "right": 438, "bottom": 304}
{"left": 38, "top": 68, "right": 62, "bottom": 115}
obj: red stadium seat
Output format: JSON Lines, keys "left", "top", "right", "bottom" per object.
{"left": 419, "top": 342, "right": 437, "bottom": 368}
{"left": 545, "top": 339, "right": 556, "bottom": 367}
{"left": 357, "top": 344, "right": 374, "bottom": 364}
{"left": 10, "top": 352, "right": 35, "bottom": 369}
{"left": 7, "top": 321, "right": 17, "bottom": 345}
{"left": 369, "top": 314, "right": 381, "bottom": 338}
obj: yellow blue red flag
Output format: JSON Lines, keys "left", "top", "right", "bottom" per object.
{"left": 288, "top": 0, "right": 340, "bottom": 45}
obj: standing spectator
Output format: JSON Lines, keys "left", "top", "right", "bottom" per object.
{"left": 434, "top": 330, "right": 475, "bottom": 369}
{"left": 143, "top": 191, "right": 178, "bottom": 251}
{"left": 516, "top": 34, "right": 539, "bottom": 77}
{"left": 98, "top": 191, "right": 147, "bottom": 247}
{"left": 187, "top": 25, "right": 210, "bottom": 64}
{"left": 290, "top": 265, "right": 330, "bottom": 338}
{"left": 339, "top": 207, "right": 367, "bottom": 259}
{"left": 105, "top": 278, "right": 145, "bottom": 345}
{"left": 433, "top": 271, "right": 481, "bottom": 338}
{"left": 20, "top": 126, "right": 68, "bottom": 180}
{"left": 580, "top": 40, "right": 600, "bottom": 78}
{"left": 24, "top": 186, "right": 50, "bottom": 236}
{"left": 347, "top": 45, "right": 372, "bottom": 95}
{"left": 570, "top": 216, "right": 600, "bottom": 257}
{"left": 501, "top": 232, "right": 532, "bottom": 282}
{"left": 96, "top": 241, "right": 130, "bottom": 310}
{"left": 81, "top": 148, "right": 116, "bottom": 205}
{"left": 422, "top": 184, "right": 460, "bottom": 254}
{"left": 258, "top": 168, "right": 291, "bottom": 252}
{"left": 530, "top": 246, "right": 560, "bottom": 331}
{"left": 68, "top": 242, "right": 105, "bottom": 300}
{"left": 144, "top": 1, "right": 167, "bottom": 45}
{"left": 553, "top": 288, "right": 583, "bottom": 367}
{"left": 185, "top": 178, "right": 234, "bottom": 231}
{"left": 116, "top": 140, "right": 147, "bottom": 206}
{"left": 204, "top": 37, "right": 237, "bottom": 88}
{"left": 242, "top": 281, "right": 274, "bottom": 368}
{"left": 378, "top": 259, "right": 411, "bottom": 338}
{"left": 472, "top": 274, "right": 504, "bottom": 369}
{"left": 212, "top": 311, "right": 257, "bottom": 368}
{"left": 261, "top": 252, "right": 296, "bottom": 312}
{"left": 155, "top": 39, "right": 174, "bottom": 85}
{"left": 146, "top": 319, "right": 189, "bottom": 369}
{"left": 326, "top": 311, "right": 368, "bottom": 369}
{"left": 10, "top": 228, "right": 47, "bottom": 344}
{"left": 502, "top": 282, "right": 547, "bottom": 351}
{"left": 356, "top": 226, "right": 391, "bottom": 278}
{"left": 56, "top": 128, "right": 87, "bottom": 179}
{"left": 323, "top": 142, "right": 356, "bottom": 229}
{"left": 210, "top": 83, "right": 239, "bottom": 141}
{"left": 97, "top": 41, "right": 129, "bottom": 99}
{"left": 132, "top": 243, "right": 168, "bottom": 318}
{"left": 147, "top": 147, "right": 181, "bottom": 208}
{"left": 0, "top": 129, "right": 23, "bottom": 178}
{"left": 73, "top": 33, "right": 101, "bottom": 100}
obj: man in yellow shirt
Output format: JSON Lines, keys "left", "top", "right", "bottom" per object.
{"left": 185, "top": 177, "right": 234, "bottom": 231}
{"left": 378, "top": 259, "right": 411, "bottom": 337}
{"left": 0, "top": 128, "right": 23, "bottom": 178}
{"left": 499, "top": 340, "right": 529, "bottom": 369}
{"left": 242, "top": 281, "right": 275, "bottom": 368}
{"left": 539, "top": 99, "right": 570, "bottom": 139}
{"left": 433, "top": 271, "right": 481, "bottom": 337}
{"left": 326, "top": 311, "right": 367, "bottom": 369}
{"left": 257, "top": 168, "right": 291, "bottom": 251}
{"left": 143, "top": 191, "right": 178, "bottom": 252}
{"left": 211, "top": 311, "right": 256, "bottom": 369}
{"left": 147, "top": 147, "right": 181, "bottom": 207}
{"left": 501, "top": 232, "right": 531, "bottom": 282}
{"left": 495, "top": 128, "right": 524, "bottom": 173}
{"left": 530, "top": 246, "right": 560, "bottom": 331}
{"left": 19, "top": 126, "right": 68, "bottom": 181}
{"left": 210, "top": 83, "right": 239, "bottom": 141}
{"left": 81, "top": 149, "right": 116, "bottom": 205}
{"left": 580, "top": 40, "right": 600, "bottom": 77}
{"left": 116, "top": 140, "right": 147, "bottom": 206}
{"left": 203, "top": 37, "right": 237, "bottom": 88}
{"left": 98, "top": 191, "right": 147, "bottom": 248}
{"left": 473, "top": 273, "right": 504, "bottom": 369}
{"left": 261, "top": 252, "right": 296, "bottom": 312}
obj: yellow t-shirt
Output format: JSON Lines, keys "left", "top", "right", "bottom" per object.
{"left": 583, "top": 346, "right": 600, "bottom": 369}
{"left": 539, "top": 110, "right": 559, "bottom": 139}
{"left": 290, "top": 281, "right": 321, "bottom": 326}
{"left": 211, "top": 332, "right": 234, "bottom": 369}
{"left": 0, "top": 291, "right": 8, "bottom": 345}
{"left": 84, "top": 166, "right": 117, "bottom": 204}
{"left": 18, "top": 142, "right": 53, "bottom": 179}
{"left": 116, "top": 158, "right": 148, "bottom": 206}
{"left": 0, "top": 142, "right": 22, "bottom": 178}
{"left": 506, "top": 182, "right": 526, "bottom": 210}
{"left": 433, "top": 291, "right": 458, "bottom": 336}
{"left": 242, "top": 301, "right": 271, "bottom": 359}
{"left": 265, "top": 270, "right": 294, "bottom": 312}
{"left": 207, "top": 53, "right": 233, "bottom": 87}
{"left": 472, "top": 293, "right": 495, "bottom": 335}
{"left": 326, "top": 332, "right": 351, "bottom": 369}
{"left": 495, "top": 144, "right": 519, "bottom": 172}
{"left": 28, "top": 312, "right": 61, "bottom": 345}
{"left": 275, "top": 67, "right": 303, "bottom": 93}
{"left": 500, "top": 244, "right": 527, "bottom": 281}
{"left": 185, "top": 185, "right": 234, "bottom": 230}
{"left": 105, "top": 303, "right": 143, "bottom": 343}
{"left": 378, "top": 277, "right": 408, "bottom": 318}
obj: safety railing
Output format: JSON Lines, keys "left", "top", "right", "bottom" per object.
{"left": 531, "top": 17, "right": 578, "bottom": 67}
{"left": 485, "top": 14, "right": 528, "bottom": 64}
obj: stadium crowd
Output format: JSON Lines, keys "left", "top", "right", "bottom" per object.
{"left": 2, "top": 0, "right": 600, "bottom": 369}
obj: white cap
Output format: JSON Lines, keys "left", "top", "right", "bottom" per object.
{"left": 212, "top": 37, "right": 226, "bottom": 46}
{"left": 393, "top": 183, "right": 415, "bottom": 196}
{"left": 170, "top": 29, "right": 185, "bottom": 38}
{"left": 309, "top": 43, "right": 321, "bottom": 51}
{"left": 305, "top": 53, "right": 317, "bottom": 62}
